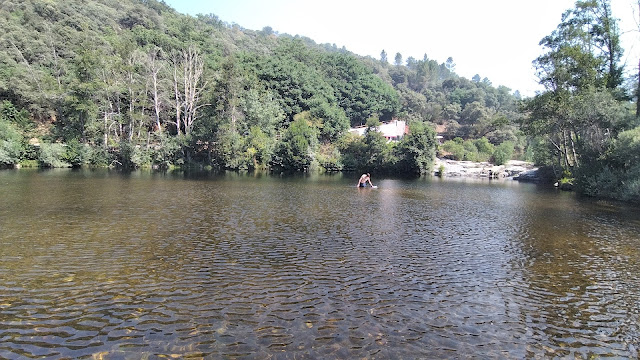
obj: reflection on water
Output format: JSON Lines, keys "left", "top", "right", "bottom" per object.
{"left": 0, "top": 169, "right": 639, "bottom": 358}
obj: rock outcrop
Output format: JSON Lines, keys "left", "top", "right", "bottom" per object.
{"left": 434, "top": 158, "right": 538, "bottom": 180}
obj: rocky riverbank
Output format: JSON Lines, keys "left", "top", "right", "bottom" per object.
{"left": 433, "top": 158, "right": 542, "bottom": 181}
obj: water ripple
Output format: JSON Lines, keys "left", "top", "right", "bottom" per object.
{"left": 0, "top": 171, "right": 639, "bottom": 358}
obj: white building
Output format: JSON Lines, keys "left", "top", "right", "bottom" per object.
{"left": 349, "top": 120, "right": 408, "bottom": 141}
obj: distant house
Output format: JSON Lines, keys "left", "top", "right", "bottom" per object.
{"left": 349, "top": 120, "right": 408, "bottom": 141}
{"left": 434, "top": 123, "right": 447, "bottom": 144}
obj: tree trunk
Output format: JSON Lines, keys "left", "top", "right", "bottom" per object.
{"left": 570, "top": 130, "right": 579, "bottom": 168}
{"left": 173, "top": 59, "right": 182, "bottom": 135}
{"left": 637, "top": 57, "right": 640, "bottom": 117}
{"left": 562, "top": 130, "right": 572, "bottom": 169}
{"left": 171, "top": 46, "right": 208, "bottom": 136}
{"left": 146, "top": 48, "right": 163, "bottom": 133}
{"left": 637, "top": 2, "right": 640, "bottom": 116}
{"left": 104, "top": 112, "right": 109, "bottom": 146}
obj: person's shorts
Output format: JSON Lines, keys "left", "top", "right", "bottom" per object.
{"left": 359, "top": 183, "right": 366, "bottom": 187}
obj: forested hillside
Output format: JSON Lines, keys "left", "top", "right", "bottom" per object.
{"left": 0, "top": 0, "right": 527, "bottom": 174}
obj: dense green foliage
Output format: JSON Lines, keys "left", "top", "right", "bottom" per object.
{"left": 0, "top": 0, "right": 526, "bottom": 176}
{"left": 521, "top": 0, "right": 639, "bottom": 202}
{"left": 2, "top": 0, "right": 638, "bottom": 203}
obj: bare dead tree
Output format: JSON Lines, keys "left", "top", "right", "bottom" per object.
{"left": 144, "top": 46, "right": 165, "bottom": 133}
{"left": 636, "top": 1, "right": 640, "bottom": 116}
{"left": 171, "top": 45, "right": 209, "bottom": 135}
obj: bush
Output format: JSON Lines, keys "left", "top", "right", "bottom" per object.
{"left": 272, "top": 116, "right": 318, "bottom": 171}
{"left": 88, "top": 146, "right": 114, "bottom": 167}
{"left": 462, "top": 140, "right": 479, "bottom": 161}
{"left": 39, "top": 143, "right": 70, "bottom": 168}
{"left": 576, "top": 126, "right": 640, "bottom": 202}
{"left": 64, "top": 139, "right": 90, "bottom": 167}
{"left": 441, "top": 139, "right": 465, "bottom": 160}
{"left": 395, "top": 121, "right": 437, "bottom": 174}
{"left": 19, "top": 159, "right": 39, "bottom": 168}
{"left": 214, "top": 127, "right": 249, "bottom": 170}
{"left": 440, "top": 138, "right": 494, "bottom": 163}
{"left": 316, "top": 143, "right": 342, "bottom": 171}
{"left": 150, "top": 132, "right": 183, "bottom": 169}
{"left": 492, "top": 141, "right": 515, "bottom": 165}
{"left": 337, "top": 132, "right": 366, "bottom": 171}
{"left": 0, "top": 101, "right": 31, "bottom": 130}
{"left": 0, "top": 117, "right": 25, "bottom": 166}
{"left": 246, "top": 126, "right": 275, "bottom": 169}
{"left": 118, "top": 141, "right": 151, "bottom": 169}
{"left": 474, "top": 137, "right": 495, "bottom": 160}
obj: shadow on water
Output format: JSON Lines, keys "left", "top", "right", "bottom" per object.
{"left": 0, "top": 170, "right": 638, "bottom": 358}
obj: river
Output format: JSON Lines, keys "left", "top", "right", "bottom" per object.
{"left": 1, "top": 169, "right": 639, "bottom": 359}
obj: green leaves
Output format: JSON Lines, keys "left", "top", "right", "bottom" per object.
{"left": 396, "top": 121, "right": 437, "bottom": 174}
{"left": 272, "top": 115, "right": 319, "bottom": 171}
{"left": 0, "top": 117, "right": 24, "bottom": 166}
{"left": 0, "top": 0, "right": 525, "bottom": 174}
{"left": 535, "top": 0, "right": 623, "bottom": 92}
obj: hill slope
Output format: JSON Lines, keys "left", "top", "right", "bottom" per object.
{"left": 0, "top": 0, "right": 521, "bottom": 172}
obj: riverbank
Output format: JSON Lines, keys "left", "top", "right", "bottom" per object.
{"left": 433, "top": 158, "right": 541, "bottom": 181}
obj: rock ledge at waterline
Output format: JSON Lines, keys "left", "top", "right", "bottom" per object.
{"left": 434, "top": 158, "right": 541, "bottom": 181}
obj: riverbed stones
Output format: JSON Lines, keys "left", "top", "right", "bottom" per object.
{"left": 433, "top": 158, "right": 537, "bottom": 180}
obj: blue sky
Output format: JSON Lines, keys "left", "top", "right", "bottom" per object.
{"left": 163, "top": 0, "right": 639, "bottom": 97}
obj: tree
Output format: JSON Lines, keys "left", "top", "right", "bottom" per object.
{"left": 0, "top": 0, "right": 523, "bottom": 173}
{"left": 380, "top": 49, "right": 388, "bottom": 64}
{"left": 171, "top": 45, "right": 208, "bottom": 135}
{"left": 523, "top": 0, "right": 627, "bottom": 176}
{"left": 143, "top": 46, "right": 166, "bottom": 133}
{"left": 272, "top": 114, "right": 319, "bottom": 171}
{"left": 321, "top": 53, "right": 400, "bottom": 126}
{"left": 635, "top": 0, "right": 640, "bottom": 116}
{"left": 445, "top": 57, "right": 456, "bottom": 73}
{"left": 394, "top": 52, "right": 403, "bottom": 66}
{"left": 62, "top": 41, "right": 103, "bottom": 142}
{"left": 0, "top": 116, "right": 24, "bottom": 167}
{"left": 361, "top": 116, "right": 394, "bottom": 171}
{"left": 395, "top": 121, "right": 437, "bottom": 174}
{"left": 535, "top": 0, "right": 623, "bottom": 92}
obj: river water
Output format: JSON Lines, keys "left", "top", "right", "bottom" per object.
{"left": 0, "top": 169, "right": 639, "bottom": 359}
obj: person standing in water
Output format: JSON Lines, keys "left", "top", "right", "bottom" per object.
{"left": 357, "top": 173, "right": 373, "bottom": 187}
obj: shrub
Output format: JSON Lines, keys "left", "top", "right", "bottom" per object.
{"left": 118, "top": 141, "right": 151, "bottom": 169}
{"left": 474, "top": 137, "right": 495, "bottom": 160}
{"left": 151, "top": 133, "right": 183, "bottom": 169}
{"left": 88, "top": 146, "right": 113, "bottom": 167}
{"left": 316, "top": 143, "right": 342, "bottom": 171}
{"left": 19, "top": 159, "right": 39, "bottom": 168}
{"left": 214, "top": 127, "right": 249, "bottom": 170}
{"left": 462, "top": 140, "right": 479, "bottom": 161}
{"left": 39, "top": 143, "right": 70, "bottom": 168}
{"left": 64, "top": 139, "right": 90, "bottom": 167}
{"left": 0, "top": 101, "right": 31, "bottom": 130}
{"left": 0, "top": 118, "right": 25, "bottom": 166}
{"left": 337, "top": 132, "right": 366, "bottom": 171}
{"left": 246, "top": 127, "right": 275, "bottom": 169}
{"left": 576, "top": 126, "right": 640, "bottom": 202}
{"left": 272, "top": 116, "right": 318, "bottom": 171}
{"left": 441, "top": 140, "right": 465, "bottom": 160}
{"left": 492, "top": 141, "right": 515, "bottom": 165}
{"left": 395, "top": 121, "right": 437, "bottom": 174}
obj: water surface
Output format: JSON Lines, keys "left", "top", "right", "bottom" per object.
{"left": 1, "top": 169, "right": 639, "bottom": 358}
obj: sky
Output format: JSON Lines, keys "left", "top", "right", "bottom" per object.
{"left": 163, "top": 0, "right": 639, "bottom": 97}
